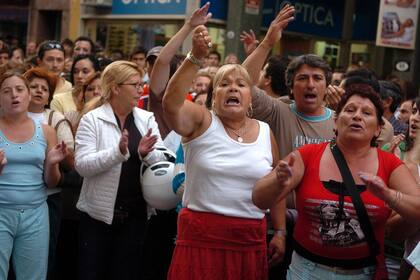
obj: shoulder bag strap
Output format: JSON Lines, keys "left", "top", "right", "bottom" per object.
{"left": 48, "top": 110, "right": 55, "bottom": 126}
{"left": 330, "top": 143, "right": 380, "bottom": 257}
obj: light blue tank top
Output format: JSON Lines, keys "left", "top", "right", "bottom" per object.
{"left": 0, "top": 119, "right": 47, "bottom": 209}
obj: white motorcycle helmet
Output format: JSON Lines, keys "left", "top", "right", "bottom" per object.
{"left": 141, "top": 149, "right": 179, "bottom": 210}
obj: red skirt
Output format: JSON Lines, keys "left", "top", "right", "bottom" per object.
{"left": 167, "top": 208, "right": 268, "bottom": 280}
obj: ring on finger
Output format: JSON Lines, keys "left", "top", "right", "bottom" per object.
{"left": 207, "top": 42, "right": 212, "bottom": 48}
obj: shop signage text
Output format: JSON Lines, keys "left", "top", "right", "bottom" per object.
{"left": 263, "top": 0, "right": 343, "bottom": 39}
{"left": 293, "top": 2, "right": 334, "bottom": 27}
{"left": 112, "top": 0, "right": 186, "bottom": 15}
{"left": 121, "top": 0, "right": 181, "bottom": 4}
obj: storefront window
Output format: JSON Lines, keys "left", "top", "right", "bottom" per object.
{"left": 350, "top": 43, "right": 370, "bottom": 68}
{"left": 94, "top": 21, "right": 181, "bottom": 56}
{"left": 314, "top": 41, "right": 340, "bottom": 68}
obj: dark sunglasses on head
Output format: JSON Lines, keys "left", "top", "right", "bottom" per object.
{"left": 42, "top": 43, "right": 64, "bottom": 51}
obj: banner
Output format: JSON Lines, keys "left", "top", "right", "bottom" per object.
{"left": 376, "top": 0, "right": 419, "bottom": 49}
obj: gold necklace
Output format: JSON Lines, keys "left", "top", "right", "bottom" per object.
{"left": 224, "top": 120, "right": 248, "bottom": 143}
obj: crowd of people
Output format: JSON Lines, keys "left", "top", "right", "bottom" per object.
{"left": 1, "top": 2, "right": 420, "bottom": 280}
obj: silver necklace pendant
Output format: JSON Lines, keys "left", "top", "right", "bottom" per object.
{"left": 237, "top": 136, "right": 243, "bottom": 143}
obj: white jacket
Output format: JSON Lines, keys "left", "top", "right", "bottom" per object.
{"left": 75, "top": 102, "right": 167, "bottom": 224}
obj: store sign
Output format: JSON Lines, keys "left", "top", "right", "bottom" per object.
{"left": 376, "top": 0, "right": 419, "bottom": 50}
{"left": 395, "top": 60, "right": 410, "bottom": 72}
{"left": 263, "top": 0, "right": 344, "bottom": 39}
{"left": 112, "top": 0, "right": 187, "bottom": 15}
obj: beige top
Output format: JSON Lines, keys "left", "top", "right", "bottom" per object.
{"left": 50, "top": 91, "right": 77, "bottom": 115}
{"left": 54, "top": 78, "right": 72, "bottom": 96}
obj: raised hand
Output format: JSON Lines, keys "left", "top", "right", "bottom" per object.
{"left": 275, "top": 152, "right": 295, "bottom": 188}
{"left": 325, "top": 85, "right": 345, "bottom": 111}
{"left": 262, "top": 4, "right": 295, "bottom": 48}
{"left": 240, "top": 29, "right": 259, "bottom": 56}
{"left": 138, "top": 128, "right": 158, "bottom": 158}
{"left": 0, "top": 149, "right": 7, "bottom": 175}
{"left": 389, "top": 134, "right": 405, "bottom": 157}
{"left": 187, "top": 2, "right": 212, "bottom": 28}
{"left": 47, "top": 141, "right": 68, "bottom": 165}
{"left": 192, "top": 26, "right": 211, "bottom": 60}
{"left": 119, "top": 129, "right": 129, "bottom": 155}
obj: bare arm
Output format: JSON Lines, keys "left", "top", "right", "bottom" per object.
{"left": 253, "top": 151, "right": 304, "bottom": 210}
{"left": 242, "top": 4, "right": 295, "bottom": 85}
{"left": 43, "top": 125, "right": 68, "bottom": 188}
{"left": 149, "top": 2, "right": 212, "bottom": 96}
{"left": 163, "top": 26, "right": 211, "bottom": 139}
{"left": 359, "top": 164, "right": 420, "bottom": 222}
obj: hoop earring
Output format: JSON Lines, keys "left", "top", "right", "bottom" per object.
{"left": 246, "top": 104, "right": 253, "bottom": 118}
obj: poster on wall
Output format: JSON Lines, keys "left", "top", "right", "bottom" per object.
{"left": 376, "top": 0, "right": 418, "bottom": 49}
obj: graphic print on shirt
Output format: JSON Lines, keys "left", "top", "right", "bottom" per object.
{"left": 305, "top": 199, "right": 371, "bottom": 247}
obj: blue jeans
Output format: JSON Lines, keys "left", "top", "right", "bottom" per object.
{"left": 0, "top": 202, "right": 49, "bottom": 280}
{"left": 287, "top": 252, "right": 376, "bottom": 280}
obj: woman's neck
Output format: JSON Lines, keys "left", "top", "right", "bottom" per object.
{"left": 28, "top": 103, "right": 44, "bottom": 113}
{"left": 109, "top": 99, "right": 132, "bottom": 123}
{"left": 335, "top": 137, "right": 372, "bottom": 160}
{"left": 220, "top": 115, "right": 247, "bottom": 131}
{"left": 1, "top": 112, "right": 30, "bottom": 125}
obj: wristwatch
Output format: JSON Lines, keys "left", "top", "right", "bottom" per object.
{"left": 186, "top": 51, "right": 202, "bottom": 67}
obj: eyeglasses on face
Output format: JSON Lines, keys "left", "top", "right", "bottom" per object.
{"left": 118, "top": 82, "right": 145, "bottom": 90}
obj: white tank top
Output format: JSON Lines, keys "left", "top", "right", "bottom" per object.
{"left": 183, "top": 112, "right": 273, "bottom": 219}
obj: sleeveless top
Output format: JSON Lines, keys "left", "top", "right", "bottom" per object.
{"left": 0, "top": 119, "right": 47, "bottom": 209}
{"left": 183, "top": 112, "right": 272, "bottom": 219}
{"left": 293, "top": 142, "right": 402, "bottom": 264}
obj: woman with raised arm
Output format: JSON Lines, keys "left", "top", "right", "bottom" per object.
{"left": 163, "top": 23, "right": 281, "bottom": 279}
{"left": 253, "top": 84, "right": 420, "bottom": 279}
{"left": 0, "top": 71, "right": 67, "bottom": 280}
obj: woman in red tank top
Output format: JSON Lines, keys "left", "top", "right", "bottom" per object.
{"left": 253, "top": 84, "right": 420, "bottom": 279}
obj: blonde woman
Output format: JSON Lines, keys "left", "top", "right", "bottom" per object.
{"left": 75, "top": 61, "right": 168, "bottom": 279}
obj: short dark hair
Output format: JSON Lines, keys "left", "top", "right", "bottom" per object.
{"left": 37, "top": 40, "right": 64, "bottom": 60}
{"left": 344, "top": 68, "right": 380, "bottom": 94}
{"left": 285, "top": 54, "right": 331, "bottom": 89}
{"left": 74, "top": 36, "right": 95, "bottom": 53}
{"left": 130, "top": 46, "right": 148, "bottom": 59}
{"left": 209, "top": 50, "right": 221, "bottom": 62}
{"left": 265, "top": 55, "right": 290, "bottom": 96}
{"left": 336, "top": 83, "right": 384, "bottom": 147}
{"left": 406, "top": 97, "right": 420, "bottom": 151}
{"left": 0, "top": 46, "right": 10, "bottom": 57}
{"left": 379, "top": 80, "right": 402, "bottom": 113}
{"left": 70, "top": 54, "right": 100, "bottom": 85}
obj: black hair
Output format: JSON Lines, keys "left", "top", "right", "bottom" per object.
{"left": 379, "top": 80, "right": 402, "bottom": 113}
{"left": 37, "top": 40, "right": 64, "bottom": 60}
{"left": 344, "top": 68, "right": 380, "bottom": 93}
{"left": 70, "top": 54, "right": 100, "bottom": 85}
{"left": 130, "top": 46, "right": 148, "bottom": 59}
{"left": 74, "top": 36, "right": 95, "bottom": 54}
{"left": 265, "top": 55, "right": 290, "bottom": 96}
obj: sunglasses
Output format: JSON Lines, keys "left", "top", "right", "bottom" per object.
{"left": 42, "top": 43, "right": 64, "bottom": 51}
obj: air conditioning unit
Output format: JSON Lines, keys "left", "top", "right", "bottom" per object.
{"left": 81, "top": 0, "right": 112, "bottom": 7}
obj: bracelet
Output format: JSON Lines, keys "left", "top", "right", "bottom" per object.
{"left": 186, "top": 51, "right": 202, "bottom": 67}
{"left": 387, "top": 190, "right": 402, "bottom": 209}
{"left": 274, "top": 229, "right": 287, "bottom": 237}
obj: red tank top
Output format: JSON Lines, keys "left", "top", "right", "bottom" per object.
{"left": 294, "top": 142, "right": 402, "bottom": 262}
